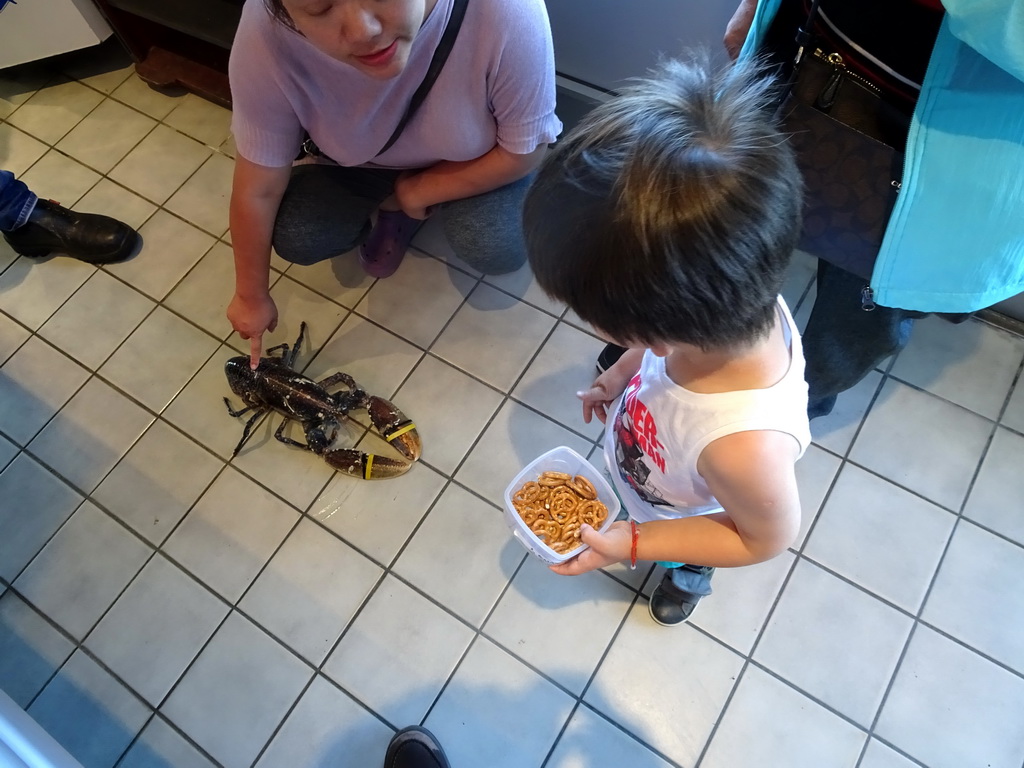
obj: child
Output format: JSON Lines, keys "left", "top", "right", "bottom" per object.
{"left": 522, "top": 54, "right": 810, "bottom": 626}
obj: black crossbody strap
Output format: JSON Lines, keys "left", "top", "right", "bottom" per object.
{"left": 374, "top": 0, "right": 469, "bottom": 157}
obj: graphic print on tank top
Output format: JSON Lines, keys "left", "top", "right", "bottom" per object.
{"left": 612, "top": 372, "right": 674, "bottom": 508}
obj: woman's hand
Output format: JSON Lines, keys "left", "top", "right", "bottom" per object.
{"left": 549, "top": 520, "right": 632, "bottom": 576}
{"left": 227, "top": 292, "right": 278, "bottom": 368}
{"left": 724, "top": 0, "right": 758, "bottom": 60}
{"left": 391, "top": 172, "right": 433, "bottom": 220}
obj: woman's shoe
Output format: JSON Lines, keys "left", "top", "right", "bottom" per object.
{"left": 2, "top": 199, "right": 139, "bottom": 264}
{"left": 359, "top": 209, "right": 422, "bottom": 278}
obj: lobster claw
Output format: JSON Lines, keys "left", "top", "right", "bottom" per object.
{"left": 366, "top": 395, "right": 422, "bottom": 462}
{"left": 323, "top": 448, "right": 413, "bottom": 480}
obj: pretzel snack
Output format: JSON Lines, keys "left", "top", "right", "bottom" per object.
{"left": 511, "top": 472, "right": 609, "bottom": 556}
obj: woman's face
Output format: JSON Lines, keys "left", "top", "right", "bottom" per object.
{"left": 281, "top": 0, "right": 439, "bottom": 79}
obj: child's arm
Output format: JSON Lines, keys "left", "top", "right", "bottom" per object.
{"left": 577, "top": 348, "right": 645, "bottom": 424}
{"left": 549, "top": 429, "right": 801, "bottom": 575}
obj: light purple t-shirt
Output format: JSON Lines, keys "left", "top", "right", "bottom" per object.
{"left": 229, "top": 0, "right": 563, "bottom": 169}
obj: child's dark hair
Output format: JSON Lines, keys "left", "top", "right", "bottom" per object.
{"left": 524, "top": 53, "right": 802, "bottom": 350}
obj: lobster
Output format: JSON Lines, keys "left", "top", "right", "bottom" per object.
{"left": 223, "top": 322, "right": 421, "bottom": 479}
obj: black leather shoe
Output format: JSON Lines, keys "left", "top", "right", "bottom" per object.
{"left": 649, "top": 565, "right": 715, "bottom": 627}
{"left": 2, "top": 198, "right": 139, "bottom": 265}
{"left": 384, "top": 726, "right": 451, "bottom": 768}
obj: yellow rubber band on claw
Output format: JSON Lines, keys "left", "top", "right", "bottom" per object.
{"left": 364, "top": 454, "right": 374, "bottom": 480}
{"left": 385, "top": 422, "right": 416, "bottom": 441}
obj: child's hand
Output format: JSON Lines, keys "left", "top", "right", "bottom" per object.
{"left": 577, "top": 381, "right": 616, "bottom": 424}
{"left": 549, "top": 520, "right": 632, "bottom": 576}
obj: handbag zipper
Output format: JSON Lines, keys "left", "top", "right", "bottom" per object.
{"left": 812, "top": 49, "right": 881, "bottom": 111}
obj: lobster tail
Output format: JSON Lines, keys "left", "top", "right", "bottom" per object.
{"left": 366, "top": 395, "right": 422, "bottom": 462}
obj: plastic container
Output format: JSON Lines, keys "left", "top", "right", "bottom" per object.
{"left": 503, "top": 445, "right": 621, "bottom": 564}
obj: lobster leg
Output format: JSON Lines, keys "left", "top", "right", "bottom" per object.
{"left": 283, "top": 322, "right": 307, "bottom": 369}
{"left": 223, "top": 397, "right": 253, "bottom": 418}
{"left": 231, "top": 408, "right": 267, "bottom": 457}
{"left": 317, "top": 371, "right": 359, "bottom": 391}
{"left": 273, "top": 419, "right": 310, "bottom": 450}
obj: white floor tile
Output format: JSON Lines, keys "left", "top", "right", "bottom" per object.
{"left": 792, "top": 444, "right": 842, "bottom": 548}
{"left": 310, "top": 461, "right": 446, "bottom": 565}
{"left": 56, "top": 98, "right": 157, "bottom": 174}
{"left": 99, "top": 306, "right": 219, "bottom": 412}
{"left": 0, "top": 254, "right": 95, "bottom": 330}
{"left": 547, "top": 705, "right": 674, "bottom": 768}
{"left": 425, "top": 637, "right": 575, "bottom": 768}
{"left": 394, "top": 483, "right": 524, "bottom": 626}
{"left": 0, "top": 122, "right": 47, "bottom": 176}
{"left": 0, "top": 311, "right": 30, "bottom": 365}
{"left": 455, "top": 400, "right": 592, "bottom": 504}
{"left": 810, "top": 370, "right": 884, "bottom": 456}
{"left": 0, "top": 454, "right": 82, "bottom": 582}
{"left": 119, "top": 716, "right": 218, "bottom": 768}
{"left": 804, "top": 464, "right": 955, "bottom": 612}
{"left": 14, "top": 502, "right": 151, "bottom": 640}
{"left": 165, "top": 242, "right": 255, "bottom": 342}
{"left": 876, "top": 626, "right": 1024, "bottom": 768}
{"left": 19, "top": 149, "right": 102, "bottom": 208}
{"left": 109, "top": 124, "right": 212, "bottom": 204}
{"left": 164, "top": 153, "right": 234, "bottom": 237}
{"left": 163, "top": 93, "right": 233, "bottom": 149}
{"left": 0, "top": 592, "right": 75, "bottom": 707}
{"left": 754, "top": 559, "right": 913, "bottom": 726}
{"left": 27, "top": 650, "right": 150, "bottom": 768}
{"left": 1002, "top": 375, "right": 1024, "bottom": 433}
{"left": 485, "top": 558, "right": 634, "bottom": 695}
{"left": 355, "top": 250, "right": 476, "bottom": 349}
{"left": 0, "top": 63, "right": 54, "bottom": 120}
{"left": 37, "top": 269, "right": 154, "bottom": 369}
{"left": 162, "top": 467, "right": 299, "bottom": 602}
{"left": 432, "top": 281, "right": 557, "bottom": 390}
{"left": 161, "top": 612, "right": 313, "bottom": 768}
{"left": 850, "top": 379, "right": 993, "bottom": 510}
{"left": 239, "top": 519, "right": 382, "bottom": 665}
{"left": 512, "top": 321, "right": 607, "bottom": 441}
{"left": 963, "top": 427, "right": 1024, "bottom": 546}
{"left": 390, "top": 354, "right": 503, "bottom": 475}
{"left": 110, "top": 74, "right": 184, "bottom": 121}
{"left": 27, "top": 376, "right": 154, "bottom": 493}
{"left": 255, "top": 675, "right": 394, "bottom": 768}
{"left": 922, "top": 520, "right": 1024, "bottom": 673}
{"left": 890, "top": 317, "right": 1024, "bottom": 420}
{"left": 700, "top": 665, "right": 866, "bottom": 768}
{"left": 585, "top": 603, "right": 744, "bottom": 766}
{"left": 859, "top": 739, "right": 922, "bottom": 768}
{"left": 6, "top": 78, "right": 104, "bottom": 145}
{"left": 0, "top": 336, "right": 90, "bottom": 445}
{"left": 323, "top": 575, "right": 475, "bottom": 726}
{"left": 105, "top": 210, "right": 216, "bottom": 301}
{"left": 75, "top": 177, "right": 158, "bottom": 230}
{"left": 483, "top": 261, "right": 565, "bottom": 317}
{"left": 93, "top": 419, "right": 221, "bottom": 545}
{"left": 692, "top": 551, "right": 795, "bottom": 655}
{"left": 85, "top": 554, "right": 228, "bottom": 706}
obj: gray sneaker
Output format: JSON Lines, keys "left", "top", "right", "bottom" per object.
{"left": 649, "top": 565, "right": 715, "bottom": 627}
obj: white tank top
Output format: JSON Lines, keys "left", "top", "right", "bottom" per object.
{"left": 602, "top": 297, "right": 811, "bottom": 523}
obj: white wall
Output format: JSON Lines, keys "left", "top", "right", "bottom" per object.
{"left": 546, "top": 0, "right": 739, "bottom": 91}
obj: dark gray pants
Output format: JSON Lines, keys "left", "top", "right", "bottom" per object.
{"left": 803, "top": 261, "right": 920, "bottom": 418}
{"left": 272, "top": 164, "right": 531, "bottom": 275}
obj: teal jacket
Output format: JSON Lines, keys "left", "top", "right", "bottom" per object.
{"left": 741, "top": 0, "right": 1024, "bottom": 313}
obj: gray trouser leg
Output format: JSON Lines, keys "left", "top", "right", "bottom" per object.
{"left": 272, "top": 164, "right": 400, "bottom": 266}
{"left": 439, "top": 174, "right": 533, "bottom": 275}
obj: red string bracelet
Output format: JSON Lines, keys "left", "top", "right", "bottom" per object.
{"left": 629, "top": 519, "right": 639, "bottom": 570}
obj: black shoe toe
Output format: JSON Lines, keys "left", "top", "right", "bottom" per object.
{"left": 3, "top": 199, "right": 139, "bottom": 265}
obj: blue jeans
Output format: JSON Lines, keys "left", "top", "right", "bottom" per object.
{"left": 0, "top": 170, "right": 37, "bottom": 233}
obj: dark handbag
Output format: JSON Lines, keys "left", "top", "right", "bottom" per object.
{"left": 778, "top": 1, "right": 910, "bottom": 280}
{"left": 300, "top": 0, "right": 469, "bottom": 161}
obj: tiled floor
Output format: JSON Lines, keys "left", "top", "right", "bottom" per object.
{"left": 2, "top": 42, "right": 1024, "bottom": 768}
